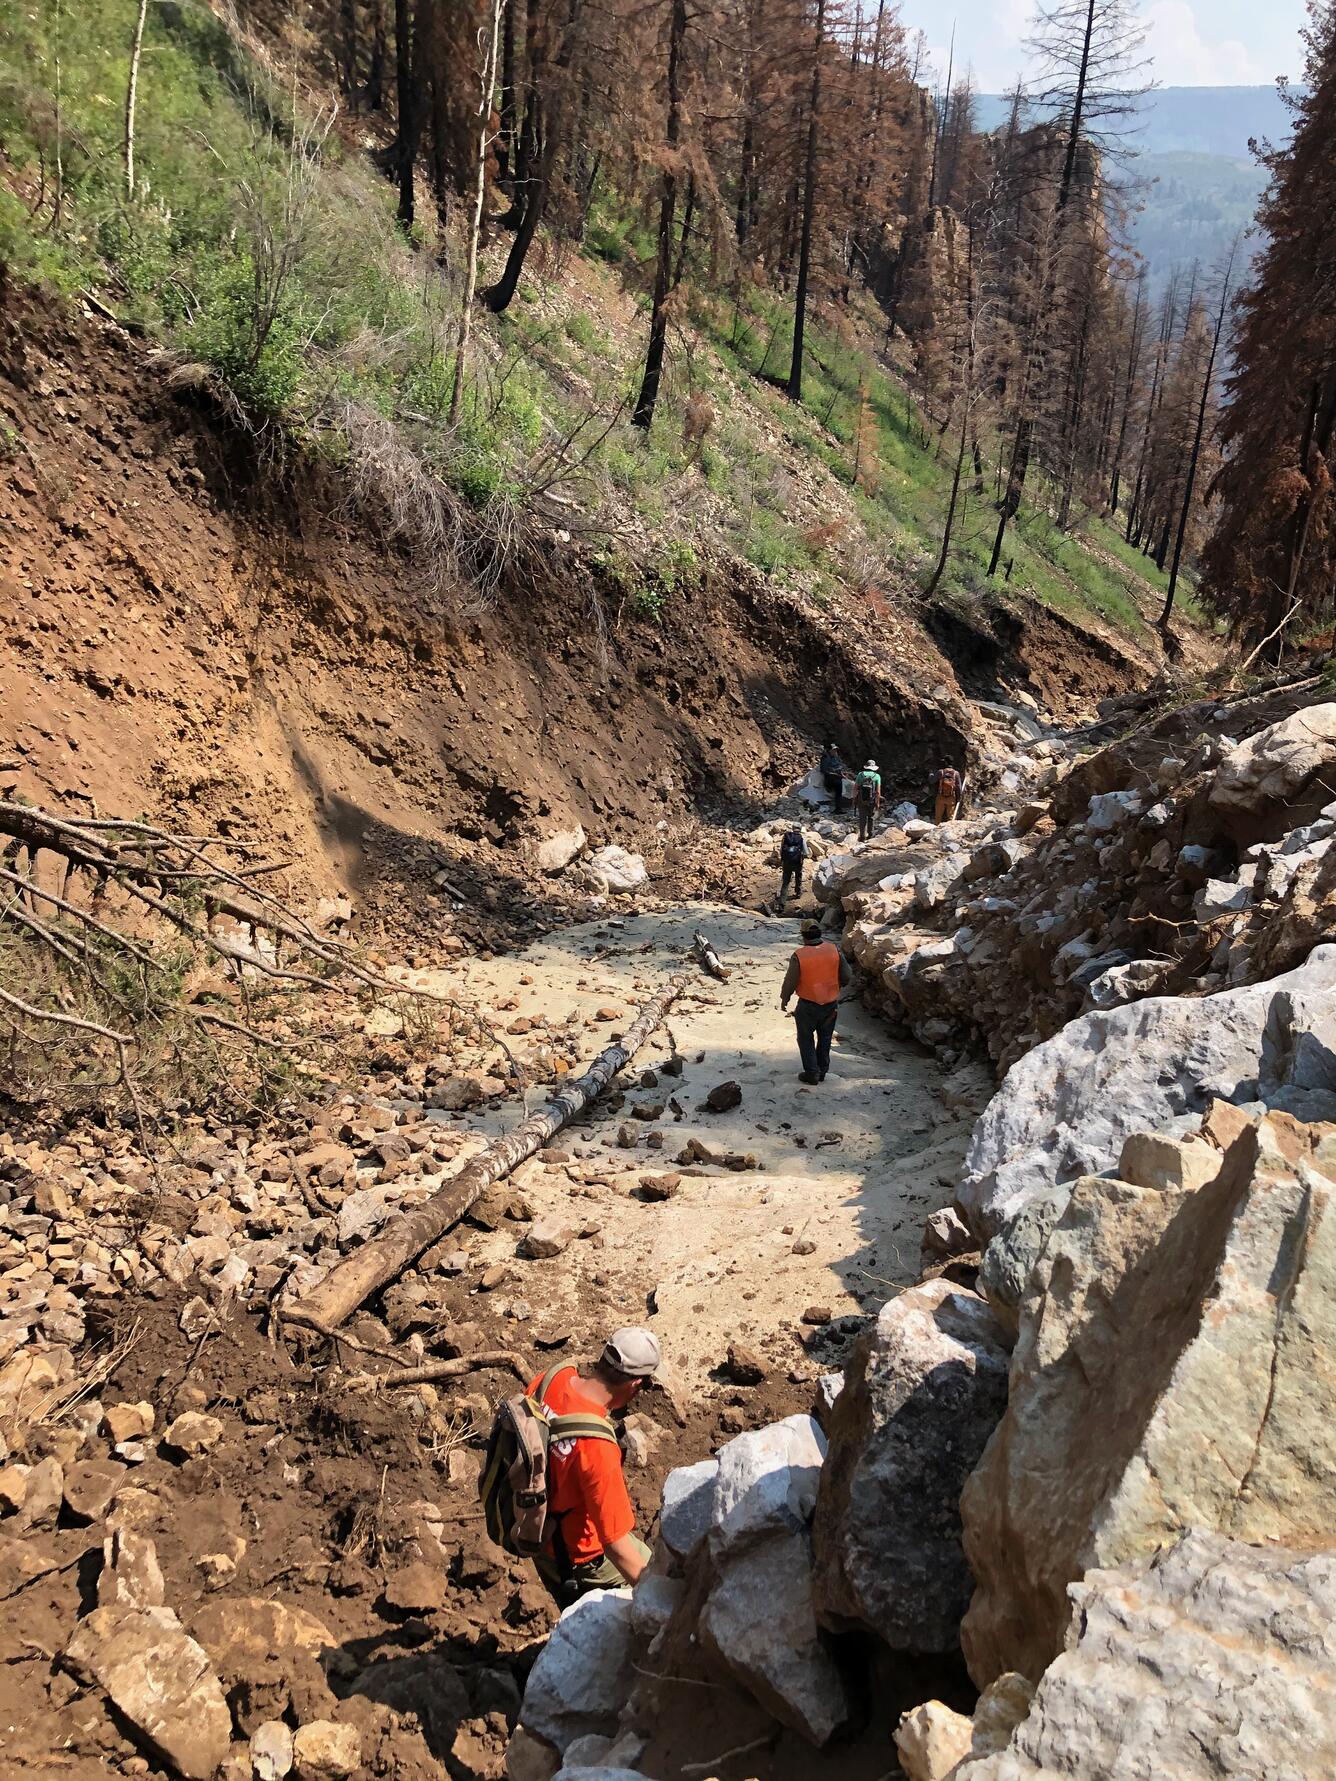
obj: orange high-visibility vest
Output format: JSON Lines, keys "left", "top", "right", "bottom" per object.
{"left": 795, "top": 942, "right": 841, "bottom": 1004}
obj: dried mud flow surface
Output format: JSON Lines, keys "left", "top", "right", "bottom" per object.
{"left": 0, "top": 903, "right": 986, "bottom": 1781}
{"left": 2, "top": 290, "right": 1154, "bottom": 954}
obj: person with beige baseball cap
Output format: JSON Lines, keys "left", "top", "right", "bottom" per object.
{"left": 524, "top": 1326, "right": 662, "bottom": 1601}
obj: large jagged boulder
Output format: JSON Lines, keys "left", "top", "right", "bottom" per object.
{"left": 64, "top": 1606, "right": 233, "bottom": 1781}
{"left": 1209, "top": 701, "right": 1336, "bottom": 829}
{"left": 961, "top": 1532, "right": 1336, "bottom": 1778}
{"left": 958, "top": 942, "right": 1336, "bottom": 1238}
{"left": 516, "top": 1591, "right": 637, "bottom": 1757}
{"left": 695, "top": 1415, "right": 850, "bottom": 1745}
{"left": 699, "top": 1527, "right": 849, "bottom": 1746}
{"left": 961, "top": 1110, "right": 1336, "bottom": 1686}
{"left": 813, "top": 1281, "right": 1010, "bottom": 1651}
{"left": 814, "top": 842, "right": 920, "bottom": 903}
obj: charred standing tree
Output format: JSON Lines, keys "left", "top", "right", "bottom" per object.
{"left": 788, "top": 0, "right": 827, "bottom": 402}
{"left": 987, "top": 0, "right": 1149, "bottom": 575}
{"left": 633, "top": 0, "right": 688, "bottom": 431}
{"left": 392, "top": 0, "right": 428, "bottom": 227}
{"left": 485, "top": 0, "right": 583, "bottom": 313}
{"left": 1160, "top": 248, "right": 1234, "bottom": 628}
{"left": 1108, "top": 265, "right": 1148, "bottom": 514}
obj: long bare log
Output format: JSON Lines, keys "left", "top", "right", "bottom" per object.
{"left": 285, "top": 967, "right": 692, "bottom": 1334}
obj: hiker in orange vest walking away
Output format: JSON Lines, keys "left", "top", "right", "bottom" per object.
{"left": 522, "top": 1329, "right": 660, "bottom": 1603}
{"left": 780, "top": 919, "right": 852, "bottom": 1085}
{"left": 933, "top": 763, "right": 967, "bottom": 824}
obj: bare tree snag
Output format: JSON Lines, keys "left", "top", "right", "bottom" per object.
{"left": 285, "top": 965, "right": 694, "bottom": 1333}
{"left": 450, "top": 0, "right": 504, "bottom": 425}
{"left": 124, "top": 0, "right": 150, "bottom": 202}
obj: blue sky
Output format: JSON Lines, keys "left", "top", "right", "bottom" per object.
{"left": 894, "top": 0, "right": 1310, "bottom": 91}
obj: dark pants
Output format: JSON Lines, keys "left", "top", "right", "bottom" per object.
{"left": 824, "top": 773, "right": 844, "bottom": 815}
{"left": 534, "top": 1535, "right": 652, "bottom": 1606}
{"left": 795, "top": 998, "right": 838, "bottom": 1079}
{"left": 780, "top": 862, "right": 803, "bottom": 903}
{"left": 857, "top": 801, "right": 876, "bottom": 841}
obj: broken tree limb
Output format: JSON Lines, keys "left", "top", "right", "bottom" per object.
{"left": 284, "top": 964, "right": 694, "bottom": 1334}
{"left": 347, "top": 1352, "right": 528, "bottom": 1388}
{"left": 692, "top": 930, "right": 730, "bottom": 980}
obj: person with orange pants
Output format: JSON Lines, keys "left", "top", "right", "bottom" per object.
{"left": 780, "top": 919, "right": 853, "bottom": 1084}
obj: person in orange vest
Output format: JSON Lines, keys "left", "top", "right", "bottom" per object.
{"left": 524, "top": 1328, "right": 660, "bottom": 1603}
{"left": 780, "top": 919, "right": 853, "bottom": 1084}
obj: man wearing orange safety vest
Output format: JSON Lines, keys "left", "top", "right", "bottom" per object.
{"left": 779, "top": 919, "right": 853, "bottom": 1085}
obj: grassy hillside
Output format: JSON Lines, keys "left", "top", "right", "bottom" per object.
{"left": 0, "top": 0, "right": 1194, "bottom": 654}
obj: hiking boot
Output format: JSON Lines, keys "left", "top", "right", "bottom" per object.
{"left": 798, "top": 1072, "right": 819, "bottom": 1085}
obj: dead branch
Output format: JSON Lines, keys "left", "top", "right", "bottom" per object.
{"left": 345, "top": 1351, "right": 528, "bottom": 1388}
{"left": 0, "top": 795, "right": 503, "bottom": 1122}
{"left": 692, "top": 930, "right": 730, "bottom": 980}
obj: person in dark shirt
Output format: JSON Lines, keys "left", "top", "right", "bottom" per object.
{"left": 819, "top": 743, "right": 846, "bottom": 815}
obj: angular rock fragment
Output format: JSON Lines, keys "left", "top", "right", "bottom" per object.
{"left": 962, "top": 1112, "right": 1336, "bottom": 1685}
{"left": 64, "top": 1605, "right": 232, "bottom": 1781}
{"left": 814, "top": 1280, "right": 1009, "bottom": 1650}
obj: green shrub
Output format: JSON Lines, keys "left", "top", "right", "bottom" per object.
{"left": 564, "top": 311, "right": 601, "bottom": 351}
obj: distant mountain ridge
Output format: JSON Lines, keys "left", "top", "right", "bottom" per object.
{"left": 974, "top": 86, "right": 1296, "bottom": 288}
{"left": 974, "top": 86, "right": 1294, "bottom": 160}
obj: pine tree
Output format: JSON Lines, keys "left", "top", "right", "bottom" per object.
{"left": 1202, "top": 3, "right": 1336, "bottom": 647}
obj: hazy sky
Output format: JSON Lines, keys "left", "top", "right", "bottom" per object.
{"left": 896, "top": 0, "right": 1310, "bottom": 91}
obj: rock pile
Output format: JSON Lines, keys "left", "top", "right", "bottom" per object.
{"left": 509, "top": 1080, "right": 1336, "bottom": 1779}
{"left": 841, "top": 688, "right": 1336, "bottom": 1074}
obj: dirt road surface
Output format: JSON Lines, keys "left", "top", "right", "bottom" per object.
{"left": 409, "top": 905, "right": 988, "bottom": 1392}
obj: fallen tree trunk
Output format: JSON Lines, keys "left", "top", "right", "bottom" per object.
{"left": 285, "top": 965, "right": 693, "bottom": 1334}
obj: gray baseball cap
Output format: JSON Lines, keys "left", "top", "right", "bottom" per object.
{"left": 601, "top": 1327, "right": 662, "bottom": 1378}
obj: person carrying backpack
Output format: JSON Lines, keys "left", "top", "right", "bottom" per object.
{"left": 933, "top": 764, "right": 966, "bottom": 824}
{"left": 819, "top": 742, "right": 846, "bottom": 815}
{"left": 480, "top": 1327, "right": 660, "bottom": 1604}
{"left": 854, "top": 760, "right": 882, "bottom": 842}
{"left": 778, "top": 827, "right": 809, "bottom": 907}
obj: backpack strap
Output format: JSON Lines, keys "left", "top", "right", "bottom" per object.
{"left": 531, "top": 1364, "right": 568, "bottom": 1408}
{"left": 548, "top": 1412, "right": 618, "bottom": 1444}
{"left": 531, "top": 1366, "right": 619, "bottom": 1444}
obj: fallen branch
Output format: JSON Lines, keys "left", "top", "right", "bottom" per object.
{"left": 345, "top": 1351, "right": 528, "bottom": 1387}
{"left": 285, "top": 963, "right": 694, "bottom": 1333}
{"left": 681, "top": 1733, "right": 775, "bottom": 1773}
{"left": 0, "top": 796, "right": 505, "bottom": 1118}
{"left": 692, "top": 930, "right": 730, "bottom": 981}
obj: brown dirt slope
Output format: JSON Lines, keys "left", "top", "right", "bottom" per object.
{"left": 2, "top": 289, "right": 1145, "bottom": 942}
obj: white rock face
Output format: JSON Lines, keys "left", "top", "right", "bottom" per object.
{"left": 961, "top": 1112, "right": 1336, "bottom": 1686}
{"left": 709, "top": 1414, "right": 826, "bottom": 1557}
{"left": 658, "top": 1458, "right": 719, "bottom": 1560}
{"left": 518, "top": 1591, "right": 637, "bottom": 1754}
{"left": 585, "top": 846, "right": 647, "bottom": 893}
{"left": 959, "top": 943, "right": 1336, "bottom": 1237}
{"left": 699, "top": 1528, "right": 850, "bottom": 1746}
{"left": 963, "top": 1532, "right": 1336, "bottom": 1780}
{"left": 1209, "top": 701, "right": 1336, "bottom": 817}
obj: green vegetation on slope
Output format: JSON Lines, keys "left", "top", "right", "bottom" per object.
{"left": 0, "top": 0, "right": 1185, "bottom": 644}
